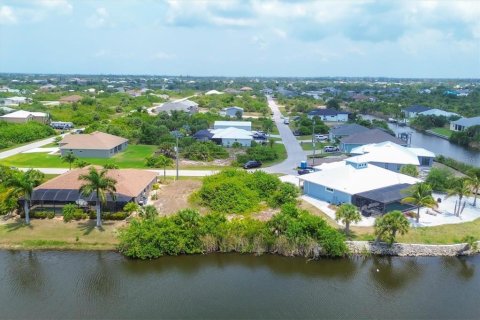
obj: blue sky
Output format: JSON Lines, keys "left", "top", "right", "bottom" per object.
{"left": 0, "top": 0, "right": 479, "bottom": 78}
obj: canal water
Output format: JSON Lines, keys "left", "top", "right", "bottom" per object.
{"left": 0, "top": 251, "right": 479, "bottom": 319}
{"left": 360, "top": 115, "right": 480, "bottom": 166}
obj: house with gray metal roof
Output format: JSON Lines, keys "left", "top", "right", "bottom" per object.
{"left": 329, "top": 123, "right": 370, "bottom": 141}
{"left": 340, "top": 128, "right": 407, "bottom": 153}
{"left": 402, "top": 105, "right": 432, "bottom": 118}
{"left": 450, "top": 116, "right": 480, "bottom": 132}
{"left": 307, "top": 108, "right": 349, "bottom": 122}
{"left": 221, "top": 106, "right": 244, "bottom": 118}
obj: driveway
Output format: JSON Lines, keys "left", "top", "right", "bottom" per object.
{"left": 0, "top": 135, "right": 65, "bottom": 160}
{"left": 263, "top": 96, "right": 306, "bottom": 175}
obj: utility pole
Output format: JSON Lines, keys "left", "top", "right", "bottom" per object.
{"left": 175, "top": 134, "right": 179, "bottom": 181}
{"left": 312, "top": 117, "right": 316, "bottom": 165}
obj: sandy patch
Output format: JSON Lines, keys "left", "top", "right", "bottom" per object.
{"left": 23, "top": 147, "right": 59, "bottom": 154}
{"left": 150, "top": 180, "right": 202, "bottom": 216}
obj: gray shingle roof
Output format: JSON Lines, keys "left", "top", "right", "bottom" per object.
{"left": 341, "top": 128, "right": 407, "bottom": 145}
{"left": 330, "top": 124, "right": 370, "bottom": 136}
{"left": 403, "top": 105, "right": 432, "bottom": 113}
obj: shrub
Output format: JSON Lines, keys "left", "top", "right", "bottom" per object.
{"left": 102, "top": 212, "right": 129, "bottom": 220}
{"left": 123, "top": 202, "right": 140, "bottom": 214}
{"left": 400, "top": 164, "right": 419, "bottom": 177}
{"left": 426, "top": 167, "right": 454, "bottom": 192}
{"left": 237, "top": 145, "right": 278, "bottom": 164}
{"left": 267, "top": 182, "right": 299, "bottom": 208}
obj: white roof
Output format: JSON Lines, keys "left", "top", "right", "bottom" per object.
{"left": 214, "top": 121, "right": 251, "bottom": 127}
{"left": 205, "top": 90, "right": 223, "bottom": 95}
{"left": 300, "top": 162, "right": 420, "bottom": 195}
{"left": 211, "top": 127, "right": 253, "bottom": 140}
{"left": 419, "top": 108, "right": 459, "bottom": 117}
{"left": 350, "top": 141, "right": 434, "bottom": 163}
{"left": 0, "top": 110, "right": 47, "bottom": 119}
{"left": 314, "top": 160, "right": 346, "bottom": 170}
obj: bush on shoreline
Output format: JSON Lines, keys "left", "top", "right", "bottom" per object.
{"left": 118, "top": 205, "right": 347, "bottom": 260}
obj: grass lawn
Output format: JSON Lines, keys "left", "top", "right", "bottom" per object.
{"left": 296, "top": 135, "right": 313, "bottom": 141}
{"left": 0, "top": 218, "right": 121, "bottom": 250}
{"left": 262, "top": 143, "right": 287, "bottom": 166}
{"left": 300, "top": 142, "right": 329, "bottom": 151}
{"left": 430, "top": 127, "right": 453, "bottom": 138}
{"left": 0, "top": 144, "right": 157, "bottom": 169}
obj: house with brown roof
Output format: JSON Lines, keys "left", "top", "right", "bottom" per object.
{"left": 30, "top": 167, "right": 157, "bottom": 212}
{"left": 59, "top": 95, "right": 83, "bottom": 104}
{"left": 59, "top": 131, "right": 128, "bottom": 158}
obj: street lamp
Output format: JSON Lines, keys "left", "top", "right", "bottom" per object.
{"left": 170, "top": 130, "right": 183, "bottom": 181}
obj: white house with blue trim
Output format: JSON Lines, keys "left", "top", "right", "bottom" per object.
{"left": 300, "top": 160, "right": 419, "bottom": 205}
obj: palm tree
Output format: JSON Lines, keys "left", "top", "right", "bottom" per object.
{"left": 446, "top": 178, "right": 471, "bottom": 216}
{"left": 103, "top": 163, "right": 119, "bottom": 169}
{"left": 62, "top": 152, "right": 77, "bottom": 170}
{"left": 155, "top": 155, "right": 173, "bottom": 181}
{"left": 465, "top": 169, "right": 480, "bottom": 207}
{"left": 79, "top": 167, "right": 117, "bottom": 228}
{"left": 74, "top": 160, "right": 90, "bottom": 168}
{"left": 6, "top": 170, "right": 44, "bottom": 224}
{"left": 401, "top": 182, "right": 436, "bottom": 223}
{"left": 374, "top": 210, "right": 410, "bottom": 245}
{"left": 335, "top": 203, "right": 361, "bottom": 237}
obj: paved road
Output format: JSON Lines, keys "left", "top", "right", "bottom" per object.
{"left": 0, "top": 135, "right": 64, "bottom": 160}
{"left": 263, "top": 96, "right": 306, "bottom": 175}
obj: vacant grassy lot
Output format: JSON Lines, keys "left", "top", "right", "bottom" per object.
{"left": 429, "top": 127, "right": 453, "bottom": 138}
{"left": 1, "top": 144, "right": 157, "bottom": 169}
{"left": 0, "top": 218, "right": 122, "bottom": 250}
{"left": 262, "top": 143, "right": 288, "bottom": 166}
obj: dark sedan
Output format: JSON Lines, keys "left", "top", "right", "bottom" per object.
{"left": 243, "top": 160, "right": 262, "bottom": 169}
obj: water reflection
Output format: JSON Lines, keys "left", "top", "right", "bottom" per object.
{"left": 441, "top": 256, "right": 476, "bottom": 280}
{"left": 369, "top": 256, "right": 423, "bottom": 291}
{"left": 81, "top": 251, "right": 119, "bottom": 299}
{"left": 6, "top": 251, "right": 46, "bottom": 295}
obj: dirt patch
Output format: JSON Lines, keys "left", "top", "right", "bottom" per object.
{"left": 151, "top": 179, "right": 202, "bottom": 216}
{"left": 251, "top": 207, "right": 280, "bottom": 221}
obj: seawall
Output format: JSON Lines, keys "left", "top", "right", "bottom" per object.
{"left": 347, "top": 241, "right": 480, "bottom": 257}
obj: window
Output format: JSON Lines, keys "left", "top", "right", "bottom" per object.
{"left": 325, "top": 187, "right": 334, "bottom": 193}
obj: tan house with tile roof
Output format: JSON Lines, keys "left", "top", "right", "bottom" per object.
{"left": 59, "top": 131, "right": 128, "bottom": 158}
{"left": 30, "top": 167, "right": 157, "bottom": 212}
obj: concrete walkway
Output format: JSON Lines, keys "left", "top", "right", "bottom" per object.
{"left": 262, "top": 96, "right": 307, "bottom": 175}
{"left": 0, "top": 135, "right": 64, "bottom": 160}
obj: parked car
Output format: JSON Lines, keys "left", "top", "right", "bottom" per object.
{"left": 315, "top": 134, "right": 328, "bottom": 141}
{"left": 323, "top": 146, "right": 340, "bottom": 152}
{"left": 298, "top": 168, "right": 315, "bottom": 175}
{"left": 243, "top": 160, "right": 262, "bottom": 169}
{"left": 292, "top": 130, "right": 300, "bottom": 136}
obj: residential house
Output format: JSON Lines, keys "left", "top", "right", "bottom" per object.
{"left": 29, "top": 167, "right": 157, "bottom": 213}
{"left": 402, "top": 105, "right": 431, "bottom": 118}
{"left": 214, "top": 121, "right": 252, "bottom": 131}
{"left": 0, "top": 86, "right": 20, "bottom": 93}
{"left": 155, "top": 99, "right": 199, "bottom": 115}
{"left": 348, "top": 141, "right": 435, "bottom": 171}
{"left": 329, "top": 124, "right": 370, "bottom": 141}
{"left": 418, "top": 108, "right": 459, "bottom": 118}
{"left": 221, "top": 106, "right": 244, "bottom": 118}
{"left": 223, "top": 88, "right": 242, "bottom": 94}
{"left": 240, "top": 86, "right": 253, "bottom": 91}
{"left": 0, "top": 110, "right": 49, "bottom": 124}
{"left": 59, "top": 131, "right": 128, "bottom": 158}
{"left": 193, "top": 129, "right": 214, "bottom": 142}
{"left": 300, "top": 160, "right": 419, "bottom": 207}
{"left": 211, "top": 127, "right": 253, "bottom": 147}
{"left": 205, "top": 90, "right": 223, "bottom": 95}
{"left": 59, "top": 95, "right": 83, "bottom": 104}
{"left": 340, "top": 128, "right": 407, "bottom": 153}
{"left": 450, "top": 117, "right": 480, "bottom": 132}
{"left": 0, "top": 96, "right": 31, "bottom": 106}
{"left": 307, "top": 108, "right": 349, "bottom": 122}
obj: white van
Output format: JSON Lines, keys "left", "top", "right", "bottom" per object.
{"left": 283, "top": 117, "right": 290, "bottom": 124}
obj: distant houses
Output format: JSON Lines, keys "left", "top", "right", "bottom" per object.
{"left": 402, "top": 105, "right": 459, "bottom": 118}
{"left": 340, "top": 128, "right": 407, "bottom": 153}
{"left": 211, "top": 127, "right": 253, "bottom": 147}
{"left": 205, "top": 90, "right": 223, "bottom": 95}
{"left": 155, "top": 99, "right": 198, "bottom": 115}
{"left": 59, "top": 131, "right": 128, "bottom": 158}
{"left": 0, "top": 110, "right": 49, "bottom": 124}
{"left": 450, "top": 116, "right": 480, "bottom": 132}
{"left": 307, "top": 108, "right": 349, "bottom": 122}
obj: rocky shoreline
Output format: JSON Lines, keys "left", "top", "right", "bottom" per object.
{"left": 347, "top": 240, "right": 480, "bottom": 257}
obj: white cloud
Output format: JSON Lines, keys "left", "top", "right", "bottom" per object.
{"left": 86, "top": 7, "right": 110, "bottom": 28}
{"left": 151, "top": 52, "right": 175, "bottom": 60}
{"left": 0, "top": 5, "right": 17, "bottom": 24}
{"left": 37, "top": 0, "right": 73, "bottom": 14}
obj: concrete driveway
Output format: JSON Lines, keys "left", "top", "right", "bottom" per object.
{"left": 263, "top": 96, "right": 306, "bottom": 175}
{"left": 0, "top": 135, "right": 65, "bottom": 160}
